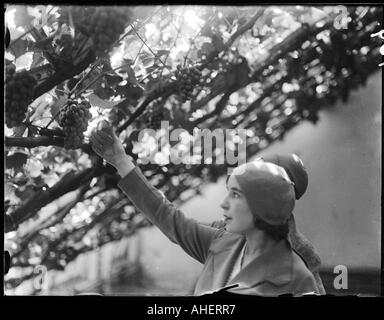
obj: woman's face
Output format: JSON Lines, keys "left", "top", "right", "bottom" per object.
{"left": 220, "top": 174, "right": 254, "bottom": 235}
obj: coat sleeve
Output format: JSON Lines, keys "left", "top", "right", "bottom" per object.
{"left": 117, "top": 166, "right": 222, "bottom": 264}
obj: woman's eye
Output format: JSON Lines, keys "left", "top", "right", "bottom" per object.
{"left": 232, "top": 191, "right": 240, "bottom": 198}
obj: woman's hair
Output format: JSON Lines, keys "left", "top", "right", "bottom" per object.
{"left": 253, "top": 215, "right": 289, "bottom": 241}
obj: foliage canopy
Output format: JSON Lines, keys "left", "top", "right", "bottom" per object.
{"left": 4, "top": 5, "right": 382, "bottom": 291}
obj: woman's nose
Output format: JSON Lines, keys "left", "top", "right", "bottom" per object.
{"left": 220, "top": 197, "right": 229, "bottom": 210}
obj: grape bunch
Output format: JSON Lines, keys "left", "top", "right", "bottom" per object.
{"left": 145, "top": 98, "right": 167, "bottom": 130}
{"left": 176, "top": 65, "right": 202, "bottom": 102}
{"left": 5, "top": 64, "right": 37, "bottom": 128}
{"left": 58, "top": 100, "right": 92, "bottom": 149}
{"left": 87, "top": 8, "right": 129, "bottom": 57}
{"left": 60, "top": 7, "right": 129, "bottom": 58}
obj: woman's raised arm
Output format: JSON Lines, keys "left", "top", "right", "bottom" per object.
{"left": 90, "top": 121, "right": 222, "bottom": 263}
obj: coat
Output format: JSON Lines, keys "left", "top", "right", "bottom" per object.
{"left": 118, "top": 166, "right": 320, "bottom": 296}
{"left": 209, "top": 218, "right": 326, "bottom": 295}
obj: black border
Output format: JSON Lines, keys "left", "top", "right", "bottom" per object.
{"left": 2, "top": 2, "right": 383, "bottom": 315}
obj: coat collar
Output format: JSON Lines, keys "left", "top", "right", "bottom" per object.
{"left": 230, "top": 239, "right": 293, "bottom": 287}
{"left": 209, "top": 233, "right": 245, "bottom": 289}
{"left": 210, "top": 234, "right": 293, "bottom": 289}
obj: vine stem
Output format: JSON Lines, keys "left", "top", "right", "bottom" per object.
{"left": 44, "top": 107, "right": 62, "bottom": 129}
{"left": 114, "top": 8, "right": 269, "bottom": 136}
{"left": 6, "top": 6, "right": 55, "bottom": 51}
{"left": 159, "top": 9, "right": 184, "bottom": 81}
{"left": 42, "top": 8, "right": 163, "bottom": 130}
{"left": 129, "top": 23, "right": 168, "bottom": 69}
{"left": 68, "top": 60, "right": 103, "bottom": 99}
{"left": 138, "top": 65, "right": 163, "bottom": 83}
{"left": 133, "top": 42, "right": 145, "bottom": 66}
{"left": 44, "top": 58, "right": 144, "bottom": 129}
{"left": 74, "top": 61, "right": 139, "bottom": 98}
{"left": 183, "top": 14, "right": 216, "bottom": 68}
{"left": 63, "top": 7, "right": 163, "bottom": 105}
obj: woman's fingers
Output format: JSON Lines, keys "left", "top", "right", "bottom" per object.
{"left": 92, "top": 129, "right": 113, "bottom": 143}
{"left": 92, "top": 131, "right": 110, "bottom": 146}
{"left": 97, "top": 120, "right": 114, "bottom": 134}
{"left": 91, "top": 142, "right": 102, "bottom": 155}
{"left": 90, "top": 134, "right": 106, "bottom": 151}
{"left": 97, "top": 130, "right": 114, "bottom": 143}
{"left": 91, "top": 139, "right": 103, "bottom": 152}
{"left": 92, "top": 146, "right": 102, "bottom": 155}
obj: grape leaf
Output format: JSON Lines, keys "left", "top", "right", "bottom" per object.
{"left": 94, "top": 86, "right": 116, "bottom": 100}
{"left": 115, "top": 84, "right": 143, "bottom": 100}
{"left": 201, "top": 25, "right": 214, "bottom": 38}
{"left": 29, "top": 64, "right": 55, "bottom": 84}
{"left": 6, "top": 152, "right": 29, "bottom": 172}
{"left": 27, "top": 158, "right": 45, "bottom": 178}
{"left": 74, "top": 67, "right": 103, "bottom": 92}
{"left": 30, "top": 51, "right": 45, "bottom": 69}
{"left": 201, "top": 42, "right": 215, "bottom": 56}
{"left": 15, "top": 52, "right": 34, "bottom": 71}
{"left": 8, "top": 39, "right": 32, "bottom": 59}
{"left": 50, "top": 96, "right": 67, "bottom": 118}
{"left": 12, "top": 124, "right": 28, "bottom": 137}
{"left": 140, "top": 51, "right": 155, "bottom": 68}
{"left": 27, "top": 6, "right": 54, "bottom": 29}
{"left": 30, "top": 93, "right": 51, "bottom": 122}
{"left": 170, "top": 107, "right": 195, "bottom": 135}
{"left": 122, "top": 35, "right": 137, "bottom": 46}
{"left": 157, "top": 50, "right": 170, "bottom": 58}
{"left": 145, "top": 78, "right": 166, "bottom": 96}
{"left": 73, "top": 37, "right": 94, "bottom": 65}
{"left": 41, "top": 166, "right": 50, "bottom": 174}
{"left": 113, "top": 60, "right": 138, "bottom": 85}
{"left": 15, "top": 185, "right": 35, "bottom": 201}
{"left": 9, "top": 5, "right": 34, "bottom": 28}
{"left": 211, "top": 34, "right": 225, "bottom": 52}
{"left": 104, "top": 74, "right": 124, "bottom": 87}
{"left": 88, "top": 93, "right": 125, "bottom": 109}
{"left": 125, "top": 65, "right": 138, "bottom": 85}
{"left": 7, "top": 25, "right": 25, "bottom": 46}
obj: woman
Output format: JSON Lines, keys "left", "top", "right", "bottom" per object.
{"left": 207, "top": 154, "right": 325, "bottom": 295}
{"left": 91, "top": 122, "right": 320, "bottom": 296}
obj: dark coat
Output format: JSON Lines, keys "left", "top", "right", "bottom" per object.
{"left": 118, "top": 167, "right": 320, "bottom": 296}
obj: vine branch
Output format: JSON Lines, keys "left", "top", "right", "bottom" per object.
{"left": 5, "top": 166, "right": 99, "bottom": 233}
{"left": 5, "top": 136, "right": 64, "bottom": 148}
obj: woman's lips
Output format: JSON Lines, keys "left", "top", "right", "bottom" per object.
{"left": 222, "top": 215, "right": 232, "bottom": 223}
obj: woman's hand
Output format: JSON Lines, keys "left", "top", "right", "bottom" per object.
{"left": 90, "top": 120, "right": 131, "bottom": 169}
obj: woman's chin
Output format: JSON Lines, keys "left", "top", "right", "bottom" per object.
{"left": 225, "top": 225, "right": 247, "bottom": 235}
{"left": 225, "top": 225, "right": 237, "bottom": 233}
